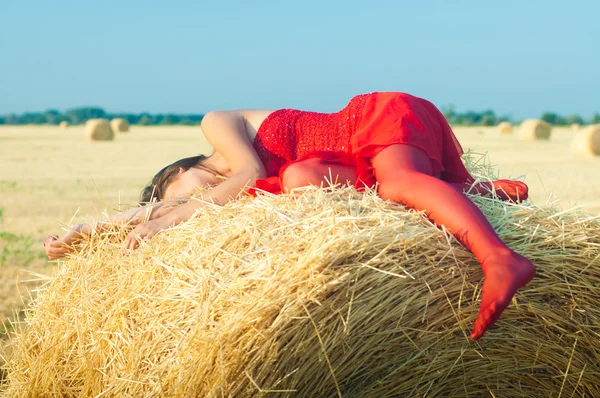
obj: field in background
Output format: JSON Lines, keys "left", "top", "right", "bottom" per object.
{"left": 0, "top": 124, "right": 599, "bottom": 324}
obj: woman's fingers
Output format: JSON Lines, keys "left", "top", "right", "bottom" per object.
{"left": 43, "top": 235, "right": 79, "bottom": 260}
{"left": 45, "top": 221, "right": 164, "bottom": 260}
{"left": 124, "top": 226, "right": 150, "bottom": 251}
{"left": 125, "top": 231, "right": 141, "bottom": 251}
{"left": 45, "top": 242, "right": 69, "bottom": 260}
{"left": 124, "top": 220, "right": 164, "bottom": 252}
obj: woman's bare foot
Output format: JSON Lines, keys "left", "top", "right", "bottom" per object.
{"left": 471, "top": 250, "right": 536, "bottom": 340}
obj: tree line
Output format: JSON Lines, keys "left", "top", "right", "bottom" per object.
{"left": 0, "top": 107, "right": 204, "bottom": 126}
{"left": 441, "top": 105, "right": 600, "bottom": 127}
{"left": 1, "top": 106, "right": 599, "bottom": 127}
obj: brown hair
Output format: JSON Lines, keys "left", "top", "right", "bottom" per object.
{"left": 139, "top": 155, "right": 223, "bottom": 204}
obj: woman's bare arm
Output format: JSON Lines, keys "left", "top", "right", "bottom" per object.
{"left": 123, "top": 110, "right": 272, "bottom": 249}
{"left": 44, "top": 199, "right": 185, "bottom": 260}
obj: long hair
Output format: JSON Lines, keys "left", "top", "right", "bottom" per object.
{"left": 139, "top": 155, "right": 224, "bottom": 204}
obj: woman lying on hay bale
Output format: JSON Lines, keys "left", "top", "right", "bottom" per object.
{"left": 44, "top": 91, "right": 535, "bottom": 341}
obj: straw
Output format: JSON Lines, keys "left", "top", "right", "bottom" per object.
{"left": 2, "top": 155, "right": 598, "bottom": 397}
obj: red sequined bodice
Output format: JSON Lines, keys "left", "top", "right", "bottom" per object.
{"left": 253, "top": 94, "right": 369, "bottom": 176}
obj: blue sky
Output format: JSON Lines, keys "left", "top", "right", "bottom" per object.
{"left": 1, "top": 0, "right": 598, "bottom": 119}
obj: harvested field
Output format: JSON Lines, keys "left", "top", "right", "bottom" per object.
{"left": 0, "top": 124, "right": 598, "bottom": 395}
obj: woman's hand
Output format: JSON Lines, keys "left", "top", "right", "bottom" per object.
{"left": 123, "top": 216, "right": 173, "bottom": 251}
{"left": 43, "top": 225, "right": 85, "bottom": 260}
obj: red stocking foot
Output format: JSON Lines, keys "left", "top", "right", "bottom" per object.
{"left": 491, "top": 180, "right": 529, "bottom": 202}
{"left": 470, "top": 251, "right": 536, "bottom": 340}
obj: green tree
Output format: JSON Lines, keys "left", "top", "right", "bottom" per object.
{"left": 541, "top": 112, "right": 567, "bottom": 126}
{"left": 441, "top": 104, "right": 455, "bottom": 121}
{"left": 565, "top": 114, "right": 584, "bottom": 126}
{"left": 138, "top": 115, "right": 153, "bottom": 125}
{"left": 160, "top": 114, "right": 176, "bottom": 125}
{"left": 44, "top": 109, "right": 62, "bottom": 125}
{"left": 480, "top": 110, "right": 497, "bottom": 126}
{"left": 65, "top": 107, "right": 107, "bottom": 124}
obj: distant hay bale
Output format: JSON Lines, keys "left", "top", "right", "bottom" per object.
{"left": 571, "top": 124, "right": 600, "bottom": 157}
{"left": 110, "top": 118, "right": 130, "bottom": 133}
{"left": 58, "top": 121, "right": 69, "bottom": 129}
{"left": 84, "top": 119, "right": 114, "bottom": 141}
{"left": 570, "top": 123, "right": 581, "bottom": 131}
{"left": 518, "top": 119, "right": 552, "bottom": 141}
{"left": 497, "top": 121, "right": 513, "bottom": 135}
{"left": 2, "top": 160, "right": 599, "bottom": 397}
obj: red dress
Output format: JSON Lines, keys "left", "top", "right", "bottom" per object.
{"left": 251, "top": 92, "right": 471, "bottom": 194}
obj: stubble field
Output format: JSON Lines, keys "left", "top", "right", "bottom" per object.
{"left": 0, "top": 124, "right": 599, "bottom": 328}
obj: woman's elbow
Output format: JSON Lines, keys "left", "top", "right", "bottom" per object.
{"left": 256, "top": 165, "right": 268, "bottom": 179}
{"left": 200, "top": 111, "right": 217, "bottom": 131}
{"left": 246, "top": 166, "right": 266, "bottom": 183}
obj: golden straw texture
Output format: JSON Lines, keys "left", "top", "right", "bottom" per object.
{"left": 2, "top": 157, "right": 599, "bottom": 397}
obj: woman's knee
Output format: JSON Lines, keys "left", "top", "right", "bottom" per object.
{"left": 281, "top": 159, "right": 357, "bottom": 192}
{"left": 377, "top": 172, "right": 424, "bottom": 202}
{"left": 281, "top": 161, "right": 322, "bottom": 191}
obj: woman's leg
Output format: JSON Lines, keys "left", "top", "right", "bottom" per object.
{"left": 372, "top": 144, "right": 535, "bottom": 340}
{"left": 280, "top": 158, "right": 357, "bottom": 192}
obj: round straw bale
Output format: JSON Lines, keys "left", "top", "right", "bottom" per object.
{"left": 84, "top": 119, "right": 114, "bottom": 141}
{"left": 570, "top": 123, "right": 581, "bottom": 131}
{"left": 570, "top": 124, "right": 600, "bottom": 157}
{"left": 110, "top": 118, "right": 130, "bottom": 133}
{"left": 2, "top": 161, "right": 599, "bottom": 397}
{"left": 58, "top": 121, "right": 69, "bottom": 129}
{"left": 518, "top": 119, "right": 552, "bottom": 141}
{"left": 497, "top": 121, "right": 513, "bottom": 135}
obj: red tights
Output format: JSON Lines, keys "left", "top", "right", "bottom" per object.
{"left": 281, "top": 145, "right": 536, "bottom": 340}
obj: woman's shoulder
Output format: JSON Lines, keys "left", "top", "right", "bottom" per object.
{"left": 203, "top": 109, "right": 276, "bottom": 141}
{"left": 241, "top": 110, "right": 277, "bottom": 140}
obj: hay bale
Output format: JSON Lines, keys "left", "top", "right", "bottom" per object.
{"left": 497, "top": 121, "right": 513, "bottom": 135}
{"left": 518, "top": 119, "right": 552, "bottom": 141}
{"left": 85, "top": 119, "right": 114, "bottom": 141}
{"left": 571, "top": 124, "right": 600, "bottom": 157}
{"left": 570, "top": 123, "right": 581, "bottom": 131}
{"left": 58, "top": 121, "right": 69, "bottom": 129}
{"left": 2, "top": 162, "right": 599, "bottom": 397}
{"left": 110, "top": 118, "right": 130, "bottom": 133}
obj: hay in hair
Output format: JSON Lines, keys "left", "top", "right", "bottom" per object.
{"left": 518, "top": 119, "right": 552, "bottom": 141}
{"left": 2, "top": 157, "right": 599, "bottom": 397}
{"left": 570, "top": 124, "right": 600, "bottom": 157}
{"left": 85, "top": 118, "right": 115, "bottom": 141}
